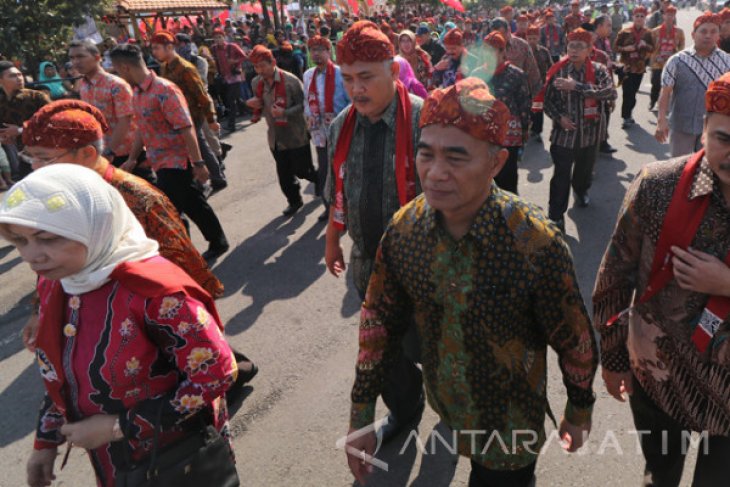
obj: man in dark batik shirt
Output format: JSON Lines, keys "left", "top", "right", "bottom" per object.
{"left": 345, "top": 78, "right": 597, "bottom": 487}
{"left": 0, "top": 60, "right": 50, "bottom": 179}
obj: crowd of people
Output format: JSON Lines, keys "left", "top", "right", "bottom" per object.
{"left": 2, "top": 1, "right": 730, "bottom": 486}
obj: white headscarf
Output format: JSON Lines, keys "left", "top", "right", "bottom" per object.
{"left": 0, "top": 164, "right": 159, "bottom": 294}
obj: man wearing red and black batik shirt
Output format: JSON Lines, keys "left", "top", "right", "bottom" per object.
{"left": 594, "top": 73, "right": 730, "bottom": 487}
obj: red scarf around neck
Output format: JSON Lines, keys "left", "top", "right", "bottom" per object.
{"left": 34, "top": 257, "right": 222, "bottom": 420}
{"left": 606, "top": 150, "right": 730, "bottom": 353}
{"left": 331, "top": 81, "right": 415, "bottom": 232}
{"left": 253, "top": 68, "right": 288, "bottom": 126}
{"left": 308, "top": 60, "right": 335, "bottom": 121}
{"left": 531, "top": 56, "right": 598, "bottom": 119}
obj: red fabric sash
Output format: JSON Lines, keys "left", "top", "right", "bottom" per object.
{"left": 607, "top": 150, "right": 730, "bottom": 353}
{"left": 253, "top": 68, "right": 288, "bottom": 126}
{"left": 657, "top": 23, "right": 677, "bottom": 62}
{"left": 547, "top": 24, "right": 559, "bottom": 49}
{"left": 331, "top": 81, "right": 415, "bottom": 232}
{"left": 531, "top": 56, "right": 598, "bottom": 119}
{"left": 35, "top": 256, "right": 221, "bottom": 418}
{"left": 493, "top": 60, "right": 511, "bottom": 77}
{"left": 307, "top": 61, "right": 335, "bottom": 120}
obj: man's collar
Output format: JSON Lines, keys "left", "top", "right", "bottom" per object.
{"left": 138, "top": 70, "right": 156, "bottom": 91}
{"left": 689, "top": 157, "right": 715, "bottom": 200}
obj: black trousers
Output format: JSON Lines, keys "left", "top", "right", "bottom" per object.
{"left": 494, "top": 146, "right": 520, "bottom": 194}
{"left": 270, "top": 145, "right": 316, "bottom": 206}
{"left": 531, "top": 111, "right": 544, "bottom": 135}
{"left": 629, "top": 378, "right": 730, "bottom": 487}
{"left": 315, "top": 146, "right": 329, "bottom": 207}
{"left": 155, "top": 167, "right": 227, "bottom": 247}
{"left": 621, "top": 72, "right": 644, "bottom": 119}
{"left": 468, "top": 460, "right": 536, "bottom": 487}
{"left": 548, "top": 144, "right": 597, "bottom": 220}
{"left": 356, "top": 287, "right": 424, "bottom": 426}
{"left": 650, "top": 68, "right": 662, "bottom": 106}
{"left": 224, "top": 81, "right": 242, "bottom": 130}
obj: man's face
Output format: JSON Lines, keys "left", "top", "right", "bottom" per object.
{"left": 213, "top": 34, "right": 225, "bottom": 45}
{"left": 150, "top": 43, "right": 175, "bottom": 63}
{"left": 703, "top": 113, "right": 730, "bottom": 189}
{"left": 253, "top": 59, "right": 276, "bottom": 78}
{"left": 517, "top": 20, "right": 529, "bottom": 32}
{"left": 722, "top": 18, "right": 730, "bottom": 37}
{"left": 340, "top": 60, "right": 397, "bottom": 120}
{"left": 571, "top": 4, "right": 581, "bottom": 14}
{"left": 693, "top": 23, "right": 721, "bottom": 51}
{"left": 1, "top": 67, "right": 24, "bottom": 93}
{"left": 2, "top": 224, "right": 88, "bottom": 281}
{"left": 416, "top": 124, "right": 506, "bottom": 215}
{"left": 661, "top": 1, "right": 670, "bottom": 12}
{"left": 664, "top": 11, "right": 676, "bottom": 25}
{"left": 310, "top": 46, "right": 330, "bottom": 66}
{"left": 416, "top": 33, "right": 429, "bottom": 46}
{"left": 633, "top": 12, "right": 646, "bottom": 28}
{"left": 526, "top": 33, "right": 540, "bottom": 46}
{"left": 547, "top": 16, "right": 556, "bottom": 25}
{"left": 597, "top": 21, "right": 612, "bottom": 37}
{"left": 445, "top": 44, "right": 463, "bottom": 60}
{"left": 68, "top": 46, "right": 100, "bottom": 76}
{"left": 567, "top": 40, "right": 590, "bottom": 63}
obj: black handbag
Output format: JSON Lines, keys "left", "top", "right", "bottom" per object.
{"left": 115, "top": 405, "right": 240, "bottom": 487}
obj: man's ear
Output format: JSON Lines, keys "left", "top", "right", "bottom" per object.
{"left": 489, "top": 147, "right": 509, "bottom": 180}
{"left": 390, "top": 60, "right": 400, "bottom": 80}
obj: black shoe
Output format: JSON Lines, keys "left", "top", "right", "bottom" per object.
{"left": 317, "top": 208, "right": 329, "bottom": 222}
{"left": 600, "top": 142, "right": 618, "bottom": 154}
{"left": 576, "top": 193, "right": 590, "bottom": 208}
{"left": 621, "top": 118, "right": 634, "bottom": 129}
{"left": 220, "top": 143, "right": 232, "bottom": 161}
{"left": 282, "top": 201, "right": 303, "bottom": 217}
{"left": 550, "top": 218, "right": 566, "bottom": 232}
{"left": 202, "top": 242, "right": 230, "bottom": 261}
{"left": 226, "top": 353, "right": 258, "bottom": 405}
{"left": 210, "top": 180, "right": 228, "bottom": 197}
{"left": 377, "top": 399, "right": 426, "bottom": 444}
{"left": 649, "top": 101, "right": 656, "bottom": 111}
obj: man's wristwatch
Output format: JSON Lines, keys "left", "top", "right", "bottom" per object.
{"left": 192, "top": 160, "right": 206, "bottom": 168}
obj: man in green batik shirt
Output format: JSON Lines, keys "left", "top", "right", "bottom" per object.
{"left": 344, "top": 78, "right": 598, "bottom": 487}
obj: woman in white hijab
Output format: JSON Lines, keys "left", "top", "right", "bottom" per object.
{"left": 0, "top": 164, "right": 238, "bottom": 487}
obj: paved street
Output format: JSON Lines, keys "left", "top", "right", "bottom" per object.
{"left": 0, "top": 9, "right": 708, "bottom": 487}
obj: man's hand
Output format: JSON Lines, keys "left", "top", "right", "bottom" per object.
{"left": 209, "top": 121, "right": 221, "bottom": 133}
{"left": 60, "top": 415, "right": 117, "bottom": 450}
{"left": 270, "top": 105, "right": 285, "bottom": 119}
{"left": 26, "top": 448, "right": 57, "bottom": 487}
{"left": 246, "top": 97, "right": 263, "bottom": 110}
{"left": 554, "top": 77, "right": 578, "bottom": 91}
{"left": 325, "top": 232, "right": 346, "bottom": 277}
{"left": 345, "top": 427, "right": 376, "bottom": 485}
{"left": 603, "top": 369, "right": 633, "bottom": 402}
{"left": 559, "top": 116, "right": 577, "bottom": 131}
{"left": 22, "top": 314, "right": 39, "bottom": 353}
{"left": 655, "top": 117, "right": 669, "bottom": 143}
{"left": 0, "top": 123, "right": 21, "bottom": 143}
{"left": 434, "top": 58, "right": 450, "bottom": 70}
{"left": 192, "top": 164, "right": 210, "bottom": 184}
{"left": 558, "top": 418, "right": 591, "bottom": 452}
{"left": 120, "top": 158, "right": 137, "bottom": 173}
{"left": 671, "top": 246, "right": 730, "bottom": 296}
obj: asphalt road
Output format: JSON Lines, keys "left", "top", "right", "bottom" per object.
{"left": 0, "top": 9, "right": 709, "bottom": 487}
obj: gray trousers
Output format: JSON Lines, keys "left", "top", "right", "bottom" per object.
{"left": 670, "top": 130, "right": 703, "bottom": 158}
{"left": 194, "top": 122, "right": 226, "bottom": 185}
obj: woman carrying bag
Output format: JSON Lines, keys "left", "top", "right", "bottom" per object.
{"left": 0, "top": 164, "right": 239, "bottom": 487}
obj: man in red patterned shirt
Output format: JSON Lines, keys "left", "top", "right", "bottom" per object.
{"left": 110, "top": 43, "right": 229, "bottom": 262}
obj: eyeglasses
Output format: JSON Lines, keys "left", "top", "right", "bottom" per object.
{"left": 18, "top": 149, "right": 72, "bottom": 167}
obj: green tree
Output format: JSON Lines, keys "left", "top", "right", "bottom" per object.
{"left": 0, "top": 0, "right": 112, "bottom": 75}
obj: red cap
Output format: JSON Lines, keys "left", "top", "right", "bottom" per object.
{"left": 23, "top": 100, "right": 109, "bottom": 149}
